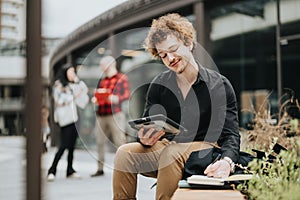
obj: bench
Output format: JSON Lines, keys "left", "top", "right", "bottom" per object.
{"left": 172, "top": 188, "right": 244, "bottom": 200}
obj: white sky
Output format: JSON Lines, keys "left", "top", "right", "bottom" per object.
{"left": 42, "top": 0, "right": 128, "bottom": 38}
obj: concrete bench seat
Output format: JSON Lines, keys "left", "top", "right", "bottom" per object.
{"left": 172, "top": 188, "right": 244, "bottom": 200}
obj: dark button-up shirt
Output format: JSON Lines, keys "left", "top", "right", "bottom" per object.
{"left": 143, "top": 65, "right": 240, "bottom": 162}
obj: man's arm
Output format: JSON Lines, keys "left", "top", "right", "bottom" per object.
{"left": 117, "top": 74, "right": 130, "bottom": 102}
{"left": 142, "top": 76, "right": 163, "bottom": 117}
{"left": 137, "top": 76, "right": 166, "bottom": 146}
{"left": 217, "top": 78, "right": 240, "bottom": 163}
{"left": 204, "top": 77, "right": 240, "bottom": 178}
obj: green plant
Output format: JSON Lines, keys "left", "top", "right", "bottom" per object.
{"left": 238, "top": 139, "right": 300, "bottom": 200}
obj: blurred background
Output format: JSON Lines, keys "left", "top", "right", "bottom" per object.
{"left": 0, "top": 0, "right": 300, "bottom": 199}
{"left": 1, "top": 0, "right": 299, "bottom": 140}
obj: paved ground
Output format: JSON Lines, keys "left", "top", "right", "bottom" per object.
{"left": 0, "top": 136, "right": 156, "bottom": 200}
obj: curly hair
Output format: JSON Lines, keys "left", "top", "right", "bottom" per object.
{"left": 144, "top": 13, "right": 196, "bottom": 59}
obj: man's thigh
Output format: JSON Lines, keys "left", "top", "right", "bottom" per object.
{"left": 158, "top": 141, "right": 214, "bottom": 170}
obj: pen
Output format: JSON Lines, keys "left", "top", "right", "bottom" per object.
{"left": 150, "top": 182, "right": 157, "bottom": 189}
{"left": 211, "top": 154, "right": 222, "bottom": 165}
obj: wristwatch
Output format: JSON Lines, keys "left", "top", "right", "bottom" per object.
{"left": 223, "top": 157, "right": 235, "bottom": 173}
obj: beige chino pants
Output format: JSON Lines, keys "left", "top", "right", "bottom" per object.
{"left": 113, "top": 139, "right": 213, "bottom": 200}
{"left": 95, "top": 112, "right": 127, "bottom": 171}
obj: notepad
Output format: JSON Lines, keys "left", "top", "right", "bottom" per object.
{"left": 187, "top": 174, "right": 253, "bottom": 186}
{"left": 187, "top": 175, "right": 225, "bottom": 186}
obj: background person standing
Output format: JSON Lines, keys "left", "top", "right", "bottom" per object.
{"left": 41, "top": 104, "right": 50, "bottom": 153}
{"left": 91, "top": 56, "right": 130, "bottom": 177}
{"left": 47, "top": 63, "right": 89, "bottom": 181}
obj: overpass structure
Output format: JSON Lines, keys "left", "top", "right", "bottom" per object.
{"left": 49, "top": 0, "right": 240, "bottom": 75}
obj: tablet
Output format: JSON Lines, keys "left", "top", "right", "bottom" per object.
{"left": 128, "top": 114, "right": 187, "bottom": 135}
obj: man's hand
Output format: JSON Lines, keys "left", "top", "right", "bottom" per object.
{"left": 108, "top": 94, "right": 119, "bottom": 104}
{"left": 74, "top": 76, "right": 80, "bottom": 83}
{"left": 91, "top": 96, "right": 98, "bottom": 104}
{"left": 204, "top": 159, "right": 231, "bottom": 178}
{"left": 138, "top": 127, "right": 165, "bottom": 146}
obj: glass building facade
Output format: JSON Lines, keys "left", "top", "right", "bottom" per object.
{"left": 49, "top": 0, "right": 300, "bottom": 145}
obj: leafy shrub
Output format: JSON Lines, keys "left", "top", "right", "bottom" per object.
{"left": 238, "top": 91, "right": 300, "bottom": 199}
{"left": 238, "top": 140, "right": 300, "bottom": 200}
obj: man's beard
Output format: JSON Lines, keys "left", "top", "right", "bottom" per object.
{"left": 176, "top": 62, "right": 186, "bottom": 74}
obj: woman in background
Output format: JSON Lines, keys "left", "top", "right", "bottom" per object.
{"left": 41, "top": 104, "right": 50, "bottom": 153}
{"left": 47, "top": 63, "right": 88, "bottom": 181}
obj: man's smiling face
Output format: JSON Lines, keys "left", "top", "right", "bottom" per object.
{"left": 155, "top": 35, "right": 193, "bottom": 74}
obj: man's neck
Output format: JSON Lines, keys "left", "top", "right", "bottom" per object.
{"left": 106, "top": 69, "right": 118, "bottom": 78}
{"left": 177, "top": 60, "right": 199, "bottom": 85}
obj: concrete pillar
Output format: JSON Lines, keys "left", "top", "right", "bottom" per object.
{"left": 109, "top": 32, "right": 117, "bottom": 58}
{"left": 67, "top": 53, "right": 73, "bottom": 64}
{"left": 193, "top": 1, "right": 213, "bottom": 69}
{"left": 26, "top": 0, "right": 42, "bottom": 199}
{"left": 194, "top": 1, "right": 211, "bottom": 52}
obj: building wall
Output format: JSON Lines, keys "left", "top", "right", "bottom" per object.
{"left": 0, "top": 0, "right": 61, "bottom": 134}
{"left": 0, "top": 38, "right": 60, "bottom": 135}
{"left": 0, "top": 0, "right": 26, "bottom": 44}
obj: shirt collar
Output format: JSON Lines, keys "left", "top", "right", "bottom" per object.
{"left": 196, "top": 61, "right": 208, "bottom": 83}
{"left": 104, "top": 73, "right": 118, "bottom": 79}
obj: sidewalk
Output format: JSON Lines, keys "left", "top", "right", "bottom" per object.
{"left": 0, "top": 136, "right": 156, "bottom": 200}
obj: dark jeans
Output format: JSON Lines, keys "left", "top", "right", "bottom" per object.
{"left": 48, "top": 123, "right": 78, "bottom": 176}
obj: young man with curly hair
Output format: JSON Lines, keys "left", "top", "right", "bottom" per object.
{"left": 112, "top": 13, "right": 240, "bottom": 200}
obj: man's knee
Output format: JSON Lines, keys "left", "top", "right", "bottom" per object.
{"left": 114, "top": 143, "right": 142, "bottom": 172}
{"left": 158, "top": 144, "right": 184, "bottom": 169}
